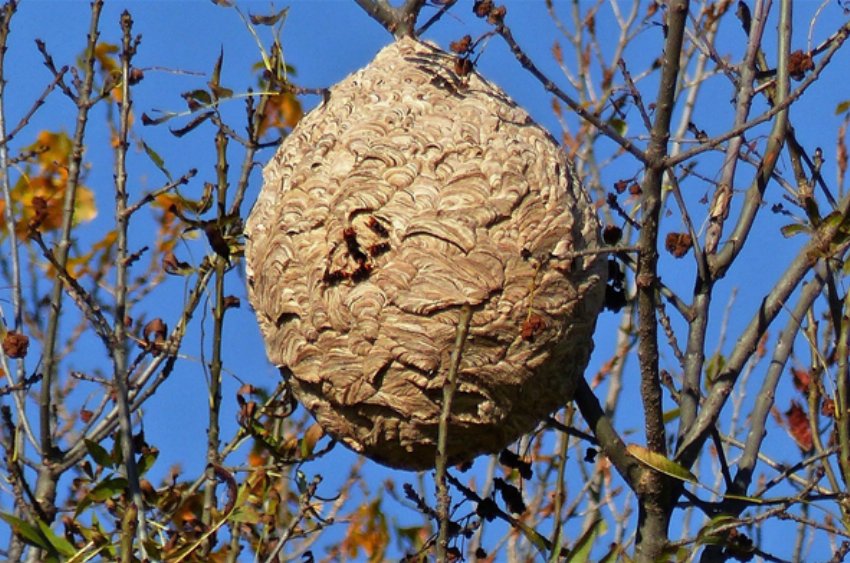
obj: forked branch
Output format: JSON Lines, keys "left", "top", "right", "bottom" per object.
{"left": 352, "top": 0, "right": 427, "bottom": 38}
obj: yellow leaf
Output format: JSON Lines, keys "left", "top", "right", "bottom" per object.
{"left": 0, "top": 132, "right": 97, "bottom": 239}
{"left": 94, "top": 42, "right": 119, "bottom": 74}
{"left": 300, "top": 423, "right": 325, "bottom": 457}
{"left": 627, "top": 443, "right": 698, "bottom": 484}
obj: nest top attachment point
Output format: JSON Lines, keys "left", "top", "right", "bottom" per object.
{"left": 245, "top": 37, "right": 606, "bottom": 470}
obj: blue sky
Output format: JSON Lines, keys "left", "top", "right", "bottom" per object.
{"left": 3, "top": 0, "right": 850, "bottom": 560}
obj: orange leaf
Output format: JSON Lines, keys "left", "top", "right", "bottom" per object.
{"left": 259, "top": 91, "right": 303, "bottom": 137}
{"left": 552, "top": 41, "right": 563, "bottom": 64}
{"left": 247, "top": 449, "right": 267, "bottom": 467}
{"left": 785, "top": 401, "right": 813, "bottom": 451}
{"left": 521, "top": 313, "right": 546, "bottom": 341}
{"left": 790, "top": 367, "right": 813, "bottom": 395}
{"left": 341, "top": 498, "right": 389, "bottom": 562}
{"left": 665, "top": 232, "right": 693, "bottom": 258}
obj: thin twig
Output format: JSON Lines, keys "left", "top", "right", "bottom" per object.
{"left": 494, "top": 22, "right": 647, "bottom": 165}
{"left": 445, "top": 472, "right": 553, "bottom": 557}
{"left": 731, "top": 273, "right": 824, "bottom": 497}
{"left": 544, "top": 416, "right": 599, "bottom": 446}
{"left": 0, "top": 69, "right": 67, "bottom": 150}
{"left": 435, "top": 304, "right": 472, "bottom": 562}
{"left": 416, "top": 0, "right": 459, "bottom": 36}
{"left": 573, "top": 377, "right": 642, "bottom": 492}
{"left": 124, "top": 169, "right": 197, "bottom": 217}
{"left": 30, "top": 233, "right": 114, "bottom": 349}
{"left": 113, "top": 11, "right": 148, "bottom": 560}
{"left": 0, "top": 12, "right": 38, "bottom": 560}
{"left": 201, "top": 127, "right": 230, "bottom": 555}
{"left": 667, "top": 18, "right": 850, "bottom": 170}
{"left": 353, "top": 0, "right": 426, "bottom": 38}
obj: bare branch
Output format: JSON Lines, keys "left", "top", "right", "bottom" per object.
{"left": 574, "top": 377, "right": 643, "bottom": 493}
{"left": 352, "top": 0, "right": 425, "bottom": 38}
{"left": 676, "top": 236, "right": 849, "bottom": 468}
{"left": 731, "top": 272, "right": 824, "bottom": 496}
{"left": 435, "top": 304, "right": 472, "bottom": 562}
{"left": 494, "top": 22, "right": 648, "bottom": 164}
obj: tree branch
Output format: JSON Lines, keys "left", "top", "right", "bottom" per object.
{"left": 352, "top": 0, "right": 425, "bottom": 38}
{"left": 30, "top": 3, "right": 104, "bottom": 540}
{"left": 633, "top": 1, "right": 691, "bottom": 560}
{"left": 675, "top": 238, "right": 848, "bottom": 469}
{"left": 435, "top": 304, "right": 472, "bottom": 563}
{"left": 731, "top": 271, "right": 822, "bottom": 496}
{"left": 573, "top": 378, "right": 643, "bottom": 493}
{"left": 113, "top": 11, "right": 148, "bottom": 560}
{"left": 494, "top": 22, "right": 648, "bottom": 164}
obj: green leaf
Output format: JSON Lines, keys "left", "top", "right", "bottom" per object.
{"left": 211, "top": 47, "right": 224, "bottom": 90}
{"left": 627, "top": 444, "right": 698, "bottom": 484}
{"left": 780, "top": 223, "right": 810, "bottom": 238}
{"left": 705, "top": 354, "right": 726, "bottom": 385}
{"left": 112, "top": 432, "right": 124, "bottom": 467}
{"left": 667, "top": 546, "right": 692, "bottom": 562}
{"left": 823, "top": 210, "right": 844, "bottom": 228}
{"left": 141, "top": 141, "right": 172, "bottom": 183}
{"left": 87, "top": 514, "right": 117, "bottom": 558}
{"left": 0, "top": 513, "right": 53, "bottom": 552}
{"left": 515, "top": 519, "right": 550, "bottom": 555}
{"left": 803, "top": 196, "right": 822, "bottom": 225}
{"left": 208, "top": 82, "right": 234, "bottom": 101}
{"left": 85, "top": 439, "right": 114, "bottom": 469}
{"left": 183, "top": 88, "right": 212, "bottom": 107}
{"left": 138, "top": 449, "right": 159, "bottom": 476}
{"left": 564, "top": 519, "right": 602, "bottom": 563}
{"left": 229, "top": 504, "right": 262, "bottom": 524}
{"left": 836, "top": 100, "right": 850, "bottom": 115}
{"left": 142, "top": 540, "right": 162, "bottom": 562}
{"left": 663, "top": 408, "right": 680, "bottom": 424}
{"left": 703, "top": 513, "right": 738, "bottom": 530}
{"left": 37, "top": 519, "right": 77, "bottom": 557}
{"left": 607, "top": 118, "right": 627, "bottom": 137}
{"left": 720, "top": 492, "right": 766, "bottom": 506}
{"left": 74, "top": 495, "right": 92, "bottom": 518}
{"left": 696, "top": 514, "right": 739, "bottom": 544}
{"left": 831, "top": 233, "right": 850, "bottom": 252}
{"left": 234, "top": 481, "right": 253, "bottom": 510}
{"left": 88, "top": 477, "right": 129, "bottom": 502}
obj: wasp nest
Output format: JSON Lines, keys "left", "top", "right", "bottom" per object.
{"left": 245, "top": 37, "right": 606, "bottom": 470}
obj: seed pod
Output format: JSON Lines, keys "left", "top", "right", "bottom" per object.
{"left": 245, "top": 38, "right": 606, "bottom": 470}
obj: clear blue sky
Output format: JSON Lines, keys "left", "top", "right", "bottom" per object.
{"left": 3, "top": 0, "right": 849, "bottom": 560}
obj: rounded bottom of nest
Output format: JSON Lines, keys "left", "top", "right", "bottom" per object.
{"left": 288, "top": 336, "right": 590, "bottom": 471}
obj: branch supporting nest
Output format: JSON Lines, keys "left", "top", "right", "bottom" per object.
{"left": 352, "top": 0, "right": 427, "bottom": 38}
